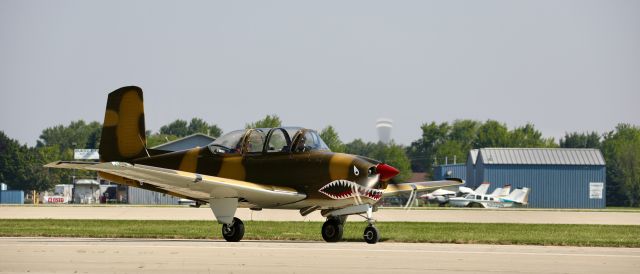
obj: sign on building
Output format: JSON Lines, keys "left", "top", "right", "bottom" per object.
{"left": 74, "top": 149, "right": 99, "bottom": 160}
{"left": 589, "top": 182, "right": 604, "bottom": 199}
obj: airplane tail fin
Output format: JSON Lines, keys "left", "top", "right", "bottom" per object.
{"left": 474, "top": 182, "right": 490, "bottom": 195}
{"left": 98, "top": 86, "right": 149, "bottom": 162}
{"left": 500, "top": 184, "right": 512, "bottom": 197}
{"left": 490, "top": 187, "right": 503, "bottom": 197}
{"left": 505, "top": 187, "right": 530, "bottom": 204}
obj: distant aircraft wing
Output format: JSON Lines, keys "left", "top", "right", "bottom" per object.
{"left": 45, "top": 161, "right": 307, "bottom": 207}
{"left": 383, "top": 179, "right": 464, "bottom": 197}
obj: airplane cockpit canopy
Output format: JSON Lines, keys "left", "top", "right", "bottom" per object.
{"left": 208, "top": 127, "right": 330, "bottom": 155}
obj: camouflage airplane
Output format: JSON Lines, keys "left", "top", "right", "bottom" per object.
{"left": 46, "top": 86, "right": 463, "bottom": 244}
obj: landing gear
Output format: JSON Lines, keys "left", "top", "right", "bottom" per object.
{"left": 321, "top": 218, "right": 344, "bottom": 242}
{"left": 363, "top": 225, "right": 379, "bottom": 244}
{"left": 321, "top": 204, "right": 382, "bottom": 244}
{"left": 222, "top": 217, "right": 245, "bottom": 242}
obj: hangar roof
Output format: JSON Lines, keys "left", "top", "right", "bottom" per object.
{"left": 469, "top": 149, "right": 479, "bottom": 165}
{"left": 479, "top": 148, "right": 605, "bottom": 166}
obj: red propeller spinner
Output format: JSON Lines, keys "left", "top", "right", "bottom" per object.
{"left": 376, "top": 163, "right": 400, "bottom": 181}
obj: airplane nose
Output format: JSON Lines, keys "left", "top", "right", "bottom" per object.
{"left": 376, "top": 163, "right": 400, "bottom": 181}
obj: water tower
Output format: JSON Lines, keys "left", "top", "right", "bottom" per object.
{"left": 376, "top": 118, "right": 393, "bottom": 144}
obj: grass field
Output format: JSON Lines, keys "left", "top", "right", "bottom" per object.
{"left": 1, "top": 219, "right": 639, "bottom": 247}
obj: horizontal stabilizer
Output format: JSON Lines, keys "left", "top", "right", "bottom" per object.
{"left": 44, "top": 161, "right": 99, "bottom": 170}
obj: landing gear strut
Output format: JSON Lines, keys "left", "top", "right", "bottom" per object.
{"left": 362, "top": 205, "right": 379, "bottom": 244}
{"left": 222, "top": 217, "right": 245, "bottom": 242}
{"left": 321, "top": 204, "right": 381, "bottom": 244}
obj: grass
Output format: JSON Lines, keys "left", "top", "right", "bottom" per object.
{"left": 1, "top": 219, "right": 639, "bottom": 247}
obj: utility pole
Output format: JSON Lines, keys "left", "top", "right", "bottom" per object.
{"left": 71, "top": 142, "right": 77, "bottom": 204}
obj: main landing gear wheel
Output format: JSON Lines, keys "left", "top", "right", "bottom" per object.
{"left": 363, "top": 225, "right": 380, "bottom": 244}
{"left": 321, "top": 218, "right": 344, "bottom": 242}
{"left": 222, "top": 217, "right": 244, "bottom": 242}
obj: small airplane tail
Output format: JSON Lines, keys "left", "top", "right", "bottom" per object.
{"left": 98, "top": 86, "right": 149, "bottom": 162}
{"left": 490, "top": 187, "right": 503, "bottom": 197}
{"left": 474, "top": 182, "right": 490, "bottom": 195}
{"left": 505, "top": 187, "right": 530, "bottom": 204}
{"left": 500, "top": 184, "right": 512, "bottom": 197}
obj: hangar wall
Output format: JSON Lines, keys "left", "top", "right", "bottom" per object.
{"left": 127, "top": 187, "right": 180, "bottom": 205}
{"left": 466, "top": 148, "right": 606, "bottom": 209}
{"left": 432, "top": 164, "right": 467, "bottom": 181}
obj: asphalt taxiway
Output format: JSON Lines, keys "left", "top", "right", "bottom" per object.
{"left": 2, "top": 205, "right": 640, "bottom": 224}
{"left": 1, "top": 237, "right": 638, "bottom": 273}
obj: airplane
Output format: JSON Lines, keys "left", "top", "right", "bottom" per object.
{"left": 45, "top": 86, "right": 463, "bottom": 244}
{"left": 487, "top": 184, "right": 512, "bottom": 198}
{"left": 448, "top": 187, "right": 530, "bottom": 208}
{"left": 421, "top": 182, "right": 493, "bottom": 206}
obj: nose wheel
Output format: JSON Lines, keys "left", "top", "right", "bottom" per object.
{"left": 363, "top": 225, "right": 379, "bottom": 244}
{"left": 222, "top": 217, "right": 245, "bottom": 242}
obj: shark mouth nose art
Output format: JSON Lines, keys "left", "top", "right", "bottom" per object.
{"left": 319, "top": 180, "right": 383, "bottom": 201}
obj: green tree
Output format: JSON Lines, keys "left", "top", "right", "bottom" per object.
{"left": 474, "top": 120, "right": 510, "bottom": 148}
{"left": 449, "top": 119, "right": 480, "bottom": 145}
{"left": 602, "top": 124, "right": 640, "bottom": 207}
{"left": 37, "top": 120, "right": 102, "bottom": 150}
{"left": 187, "top": 118, "right": 223, "bottom": 138}
{"left": 345, "top": 139, "right": 373, "bottom": 156}
{"left": 345, "top": 140, "right": 411, "bottom": 182}
{"left": 154, "top": 118, "right": 222, "bottom": 147}
{"left": 508, "top": 123, "right": 556, "bottom": 147}
{"left": 25, "top": 145, "right": 73, "bottom": 191}
{"left": 319, "top": 126, "right": 345, "bottom": 152}
{"left": 159, "top": 119, "right": 189, "bottom": 137}
{"left": 560, "top": 132, "right": 601, "bottom": 148}
{"left": 245, "top": 114, "right": 282, "bottom": 129}
{"left": 434, "top": 140, "right": 466, "bottom": 165}
{"left": 0, "top": 131, "right": 29, "bottom": 189}
{"left": 1, "top": 131, "right": 73, "bottom": 192}
{"left": 406, "top": 122, "right": 450, "bottom": 172}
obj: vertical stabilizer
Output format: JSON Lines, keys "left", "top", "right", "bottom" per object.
{"left": 500, "top": 184, "right": 512, "bottom": 197}
{"left": 490, "top": 187, "right": 503, "bottom": 197}
{"left": 98, "top": 86, "right": 147, "bottom": 162}
{"left": 474, "top": 182, "right": 490, "bottom": 195}
{"left": 505, "top": 187, "right": 530, "bottom": 204}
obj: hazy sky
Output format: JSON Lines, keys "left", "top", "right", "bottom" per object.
{"left": 1, "top": 0, "right": 638, "bottom": 146}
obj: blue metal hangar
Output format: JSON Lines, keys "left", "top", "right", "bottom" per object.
{"left": 464, "top": 148, "right": 606, "bottom": 209}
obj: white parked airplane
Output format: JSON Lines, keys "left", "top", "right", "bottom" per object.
{"left": 421, "top": 182, "right": 492, "bottom": 206}
{"left": 448, "top": 187, "right": 530, "bottom": 208}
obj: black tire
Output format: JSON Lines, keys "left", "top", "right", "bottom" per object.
{"left": 321, "top": 219, "right": 344, "bottom": 242}
{"left": 363, "top": 225, "right": 380, "bottom": 244}
{"left": 222, "top": 217, "right": 245, "bottom": 242}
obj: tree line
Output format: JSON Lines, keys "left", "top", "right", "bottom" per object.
{"left": 1, "top": 116, "right": 638, "bottom": 206}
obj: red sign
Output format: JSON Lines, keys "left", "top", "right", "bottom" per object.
{"left": 47, "top": 197, "right": 66, "bottom": 203}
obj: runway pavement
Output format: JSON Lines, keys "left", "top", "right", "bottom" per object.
{"left": 1, "top": 237, "right": 638, "bottom": 273}
{"left": 2, "top": 205, "right": 640, "bottom": 224}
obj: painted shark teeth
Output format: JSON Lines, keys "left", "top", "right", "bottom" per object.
{"left": 319, "top": 180, "right": 384, "bottom": 201}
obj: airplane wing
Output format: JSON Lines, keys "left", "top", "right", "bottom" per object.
{"left": 45, "top": 161, "right": 307, "bottom": 207}
{"left": 383, "top": 179, "right": 464, "bottom": 197}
